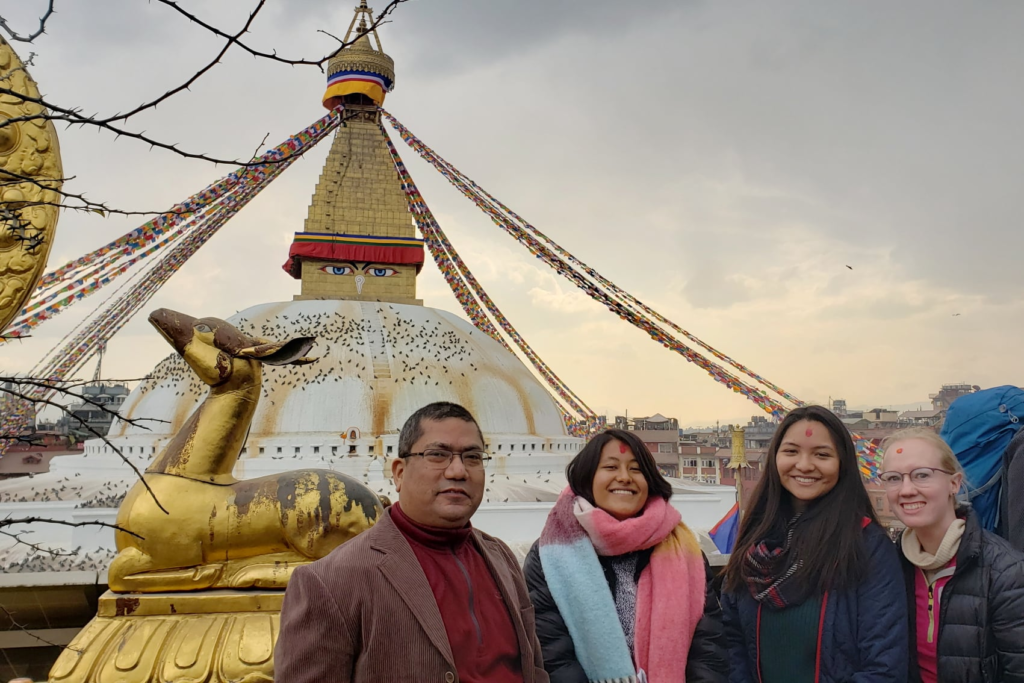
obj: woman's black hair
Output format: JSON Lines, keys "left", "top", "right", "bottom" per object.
{"left": 723, "top": 405, "right": 878, "bottom": 594}
{"left": 565, "top": 428, "right": 673, "bottom": 507}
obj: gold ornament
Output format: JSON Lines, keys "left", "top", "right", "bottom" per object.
{"left": 0, "top": 36, "right": 63, "bottom": 333}
{"left": 107, "top": 308, "right": 385, "bottom": 592}
{"left": 322, "top": 0, "right": 395, "bottom": 108}
{"left": 50, "top": 592, "right": 283, "bottom": 683}
{"left": 51, "top": 310, "right": 387, "bottom": 681}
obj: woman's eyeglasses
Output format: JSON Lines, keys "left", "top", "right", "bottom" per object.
{"left": 878, "top": 467, "right": 954, "bottom": 489}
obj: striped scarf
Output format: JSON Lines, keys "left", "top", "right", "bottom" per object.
{"left": 743, "top": 513, "right": 811, "bottom": 609}
{"left": 538, "top": 488, "right": 706, "bottom": 683}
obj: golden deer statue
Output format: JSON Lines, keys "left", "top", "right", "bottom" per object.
{"left": 108, "top": 308, "right": 384, "bottom": 593}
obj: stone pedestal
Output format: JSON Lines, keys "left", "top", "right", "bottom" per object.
{"left": 49, "top": 590, "right": 283, "bottom": 682}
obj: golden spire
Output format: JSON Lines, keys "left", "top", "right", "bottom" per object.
{"left": 322, "top": 0, "right": 396, "bottom": 109}
{"left": 284, "top": 3, "right": 422, "bottom": 305}
{"left": 727, "top": 426, "right": 748, "bottom": 469}
{"left": 727, "top": 425, "right": 749, "bottom": 514}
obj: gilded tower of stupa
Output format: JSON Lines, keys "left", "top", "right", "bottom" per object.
{"left": 284, "top": 2, "right": 423, "bottom": 305}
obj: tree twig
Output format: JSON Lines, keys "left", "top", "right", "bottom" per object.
{"left": 101, "top": 0, "right": 268, "bottom": 126}
{"left": 0, "top": 516, "right": 142, "bottom": 540}
{"left": 152, "top": 0, "right": 409, "bottom": 71}
{"left": 0, "top": 603, "right": 82, "bottom": 653}
{"left": 0, "top": 384, "right": 168, "bottom": 515}
{"left": 0, "top": 0, "right": 56, "bottom": 43}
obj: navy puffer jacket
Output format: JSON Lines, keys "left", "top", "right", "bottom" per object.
{"left": 722, "top": 522, "right": 908, "bottom": 683}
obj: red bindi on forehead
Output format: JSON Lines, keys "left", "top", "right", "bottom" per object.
{"left": 896, "top": 448, "right": 903, "bottom": 454}
{"left": 805, "top": 428, "right": 814, "bottom": 437}
{"left": 619, "top": 442, "right": 628, "bottom": 454}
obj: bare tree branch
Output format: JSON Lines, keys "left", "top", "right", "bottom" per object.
{"left": 0, "top": 0, "right": 56, "bottom": 43}
{"left": 0, "top": 528, "right": 77, "bottom": 556}
{"left": 152, "top": 0, "right": 409, "bottom": 70}
{"left": 0, "top": 0, "right": 409, "bottom": 166}
{"left": 0, "top": 97, "right": 300, "bottom": 167}
{"left": 1, "top": 378, "right": 163, "bottom": 428}
{"left": 249, "top": 132, "right": 270, "bottom": 162}
{"left": 0, "top": 383, "right": 168, "bottom": 515}
{"left": 0, "top": 516, "right": 142, "bottom": 540}
{"left": 0, "top": 603, "right": 82, "bottom": 652}
{"left": 1, "top": 377, "right": 165, "bottom": 427}
{"left": 101, "top": 0, "right": 267, "bottom": 126}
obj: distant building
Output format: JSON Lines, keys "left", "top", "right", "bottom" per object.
{"left": 898, "top": 409, "right": 945, "bottom": 428}
{"left": 862, "top": 408, "right": 900, "bottom": 428}
{"left": 679, "top": 444, "right": 720, "bottom": 483}
{"left": 930, "top": 383, "right": 979, "bottom": 411}
{"left": 0, "top": 429, "right": 80, "bottom": 478}
{"left": 743, "top": 416, "right": 777, "bottom": 450}
{"left": 831, "top": 399, "right": 848, "bottom": 417}
{"left": 614, "top": 413, "right": 681, "bottom": 476}
{"left": 60, "top": 383, "right": 130, "bottom": 442}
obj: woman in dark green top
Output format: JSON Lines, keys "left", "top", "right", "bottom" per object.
{"left": 720, "top": 405, "right": 908, "bottom": 683}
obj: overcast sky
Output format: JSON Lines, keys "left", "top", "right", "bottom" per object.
{"left": 3, "top": 0, "right": 1023, "bottom": 427}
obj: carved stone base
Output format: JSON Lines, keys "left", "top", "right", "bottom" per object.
{"left": 49, "top": 590, "right": 283, "bottom": 683}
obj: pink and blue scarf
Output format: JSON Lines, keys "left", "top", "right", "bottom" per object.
{"left": 538, "top": 488, "right": 706, "bottom": 683}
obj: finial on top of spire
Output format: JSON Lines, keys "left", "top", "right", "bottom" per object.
{"left": 344, "top": 0, "right": 381, "bottom": 47}
{"left": 321, "top": 0, "right": 396, "bottom": 109}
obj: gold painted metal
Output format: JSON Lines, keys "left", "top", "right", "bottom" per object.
{"left": 326, "top": 0, "right": 395, "bottom": 96}
{"left": 298, "top": 104, "right": 421, "bottom": 303}
{"left": 727, "top": 426, "right": 749, "bottom": 513}
{"left": 0, "top": 36, "right": 63, "bottom": 333}
{"left": 107, "top": 308, "right": 385, "bottom": 593}
{"left": 297, "top": 0, "right": 422, "bottom": 304}
{"left": 50, "top": 591, "right": 282, "bottom": 683}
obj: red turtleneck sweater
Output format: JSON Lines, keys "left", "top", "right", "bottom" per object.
{"left": 390, "top": 503, "right": 524, "bottom": 683}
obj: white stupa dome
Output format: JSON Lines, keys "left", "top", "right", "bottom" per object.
{"left": 108, "top": 299, "right": 578, "bottom": 457}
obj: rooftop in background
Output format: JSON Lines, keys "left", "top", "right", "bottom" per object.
{"left": 899, "top": 409, "right": 944, "bottom": 419}
{"left": 614, "top": 414, "right": 680, "bottom": 431}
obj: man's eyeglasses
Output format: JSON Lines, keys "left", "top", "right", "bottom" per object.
{"left": 878, "top": 467, "right": 954, "bottom": 489}
{"left": 400, "top": 449, "right": 492, "bottom": 470}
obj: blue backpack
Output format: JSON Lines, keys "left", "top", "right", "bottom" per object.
{"left": 940, "top": 385, "right": 1024, "bottom": 532}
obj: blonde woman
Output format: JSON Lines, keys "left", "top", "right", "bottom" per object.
{"left": 881, "top": 428, "right": 1024, "bottom": 683}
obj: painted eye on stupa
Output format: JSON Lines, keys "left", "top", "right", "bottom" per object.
{"left": 367, "top": 267, "right": 398, "bottom": 277}
{"left": 320, "top": 265, "right": 354, "bottom": 276}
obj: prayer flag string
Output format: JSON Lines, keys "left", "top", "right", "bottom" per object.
{"left": 382, "top": 125, "right": 601, "bottom": 436}
{"left": 0, "top": 110, "right": 342, "bottom": 455}
{"left": 4, "top": 110, "right": 343, "bottom": 341}
{"left": 382, "top": 111, "right": 882, "bottom": 478}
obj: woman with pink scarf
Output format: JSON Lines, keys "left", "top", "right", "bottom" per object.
{"left": 524, "top": 428, "right": 726, "bottom": 683}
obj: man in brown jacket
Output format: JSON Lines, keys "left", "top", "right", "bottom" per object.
{"left": 276, "top": 402, "right": 549, "bottom": 683}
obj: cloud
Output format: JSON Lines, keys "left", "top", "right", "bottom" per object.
{"left": 4, "top": 0, "right": 1023, "bottom": 428}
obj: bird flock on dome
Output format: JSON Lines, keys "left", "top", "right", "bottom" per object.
{"left": 0, "top": 105, "right": 884, "bottom": 477}
{"left": 126, "top": 305, "right": 488, "bottom": 413}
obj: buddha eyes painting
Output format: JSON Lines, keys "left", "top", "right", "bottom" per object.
{"left": 318, "top": 263, "right": 399, "bottom": 277}
{"left": 320, "top": 265, "right": 355, "bottom": 276}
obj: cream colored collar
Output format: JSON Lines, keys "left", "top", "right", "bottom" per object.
{"left": 901, "top": 519, "right": 965, "bottom": 571}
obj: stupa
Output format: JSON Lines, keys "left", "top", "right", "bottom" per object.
{"left": 0, "top": 9, "right": 734, "bottom": 677}
{"left": 0, "top": 0, "right": 606, "bottom": 581}
{"left": 33, "top": 1, "right": 584, "bottom": 510}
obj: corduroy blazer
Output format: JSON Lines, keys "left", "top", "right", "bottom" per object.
{"left": 275, "top": 508, "right": 549, "bottom": 683}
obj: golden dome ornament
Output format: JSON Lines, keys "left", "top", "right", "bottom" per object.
{"left": 0, "top": 36, "right": 63, "bottom": 334}
{"left": 322, "top": 0, "right": 396, "bottom": 109}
